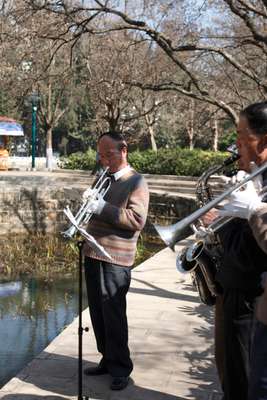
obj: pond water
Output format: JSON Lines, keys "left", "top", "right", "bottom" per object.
{"left": 0, "top": 274, "right": 87, "bottom": 388}
{"left": 0, "top": 233, "right": 164, "bottom": 388}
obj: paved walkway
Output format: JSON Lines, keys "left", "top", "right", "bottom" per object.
{"left": 0, "top": 241, "right": 222, "bottom": 400}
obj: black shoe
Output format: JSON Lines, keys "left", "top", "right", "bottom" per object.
{"left": 110, "top": 376, "right": 129, "bottom": 391}
{"left": 84, "top": 364, "right": 108, "bottom": 376}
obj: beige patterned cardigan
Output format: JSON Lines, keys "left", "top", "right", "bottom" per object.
{"left": 83, "top": 169, "right": 149, "bottom": 267}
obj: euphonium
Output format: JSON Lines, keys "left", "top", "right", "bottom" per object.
{"left": 174, "top": 150, "right": 239, "bottom": 304}
{"left": 154, "top": 154, "right": 267, "bottom": 305}
{"left": 62, "top": 167, "right": 111, "bottom": 239}
{"left": 176, "top": 242, "right": 223, "bottom": 305}
{"left": 195, "top": 145, "right": 239, "bottom": 207}
{"left": 154, "top": 158, "right": 267, "bottom": 249}
{"left": 175, "top": 147, "right": 240, "bottom": 276}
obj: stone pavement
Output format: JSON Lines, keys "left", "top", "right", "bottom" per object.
{"left": 0, "top": 240, "right": 222, "bottom": 400}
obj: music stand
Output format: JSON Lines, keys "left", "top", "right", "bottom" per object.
{"left": 63, "top": 211, "right": 112, "bottom": 399}
{"left": 77, "top": 240, "right": 89, "bottom": 400}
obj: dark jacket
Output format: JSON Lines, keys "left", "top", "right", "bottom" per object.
{"left": 216, "top": 218, "right": 267, "bottom": 293}
{"left": 216, "top": 174, "right": 267, "bottom": 293}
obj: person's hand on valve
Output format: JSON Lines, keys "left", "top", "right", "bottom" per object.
{"left": 218, "top": 178, "right": 263, "bottom": 220}
{"left": 86, "top": 193, "right": 106, "bottom": 215}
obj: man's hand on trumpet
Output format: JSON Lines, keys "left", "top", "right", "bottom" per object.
{"left": 85, "top": 192, "right": 106, "bottom": 216}
{"left": 82, "top": 187, "right": 105, "bottom": 215}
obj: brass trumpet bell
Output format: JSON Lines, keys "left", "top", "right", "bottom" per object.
{"left": 154, "top": 222, "right": 193, "bottom": 250}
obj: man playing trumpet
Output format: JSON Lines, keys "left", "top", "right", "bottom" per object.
{"left": 82, "top": 131, "right": 149, "bottom": 391}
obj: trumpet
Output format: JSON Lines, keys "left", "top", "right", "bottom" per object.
{"left": 154, "top": 161, "right": 267, "bottom": 250}
{"left": 62, "top": 167, "right": 111, "bottom": 239}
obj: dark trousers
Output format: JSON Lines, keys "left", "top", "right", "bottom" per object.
{"left": 215, "top": 294, "right": 225, "bottom": 388}
{"left": 221, "top": 289, "right": 255, "bottom": 400}
{"left": 248, "top": 321, "right": 267, "bottom": 400}
{"left": 84, "top": 257, "right": 133, "bottom": 377}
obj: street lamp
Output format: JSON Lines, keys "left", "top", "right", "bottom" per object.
{"left": 28, "top": 92, "right": 40, "bottom": 170}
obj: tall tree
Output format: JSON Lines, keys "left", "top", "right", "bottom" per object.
{"left": 23, "top": 0, "right": 267, "bottom": 121}
{"left": 4, "top": 2, "right": 83, "bottom": 166}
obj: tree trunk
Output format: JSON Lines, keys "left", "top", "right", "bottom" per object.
{"left": 145, "top": 114, "right": 157, "bottom": 151}
{"left": 148, "top": 124, "right": 157, "bottom": 152}
{"left": 46, "top": 126, "right": 53, "bottom": 170}
{"left": 211, "top": 118, "right": 219, "bottom": 152}
{"left": 188, "top": 133, "right": 194, "bottom": 150}
{"left": 186, "top": 99, "right": 195, "bottom": 150}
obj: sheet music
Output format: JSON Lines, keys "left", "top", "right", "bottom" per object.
{"left": 64, "top": 208, "right": 112, "bottom": 260}
{"left": 78, "top": 227, "right": 112, "bottom": 260}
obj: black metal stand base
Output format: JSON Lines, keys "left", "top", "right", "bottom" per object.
{"left": 77, "top": 241, "right": 89, "bottom": 400}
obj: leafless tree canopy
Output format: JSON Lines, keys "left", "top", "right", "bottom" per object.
{"left": 1, "top": 0, "right": 267, "bottom": 151}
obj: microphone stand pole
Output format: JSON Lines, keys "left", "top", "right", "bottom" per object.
{"left": 77, "top": 240, "right": 89, "bottom": 400}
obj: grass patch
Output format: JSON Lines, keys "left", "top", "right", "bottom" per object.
{"left": 0, "top": 233, "right": 163, "bottom": 279}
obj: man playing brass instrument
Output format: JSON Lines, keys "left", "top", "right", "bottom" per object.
{"left": 217, "top": 102, "right": 267, "bottom": 400}
{"left": 203, "top": 101, "right": 267, "bottom": 400}
{"left": 221, "top": 183, "right": 267, "bottom": 400}
{"left": 82, "top": 131, "right": 149, "bottom": 391}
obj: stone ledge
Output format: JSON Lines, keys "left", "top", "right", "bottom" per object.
{"left": 0, "top": 171, "right": 227, "bottom": 235}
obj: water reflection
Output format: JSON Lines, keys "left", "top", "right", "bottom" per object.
{"left": 0, "top": 281, "right": 22, "bottom": 298}
{"left": 0, "top": 275, "right": 86, "bottom": 388}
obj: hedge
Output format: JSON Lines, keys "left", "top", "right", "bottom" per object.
{"left": 60, "top": 147, "right": 231, "bottom": 177}
{"left": 59, "top": 148, "right": 96, "bottom": 171}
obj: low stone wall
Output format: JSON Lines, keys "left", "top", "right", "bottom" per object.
{"left": 0, "top": 186, "right": 65, "bottom": 235}
{"left": 148, "top": 193, "right": 197, "bottom": 226}
{"left": 0, "top": 172, "right": 198, "bottom": 236}
{"left": 0, "top": 187, "right": 196, "bottom": 236}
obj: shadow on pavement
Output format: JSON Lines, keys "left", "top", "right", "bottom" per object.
{"left": 178, "top": 287, "right": 222, "bottom": 398}
{"left": 130, "top": 277, "right": 200, "bottom": 303}
{"left": 130, "top": 277, "right": 222, "bottom": 399}
{"left": 1, "top": 396, "right": 68, "bottom": 400}
{"left": 0, "top": 353, "right": 189, "bottom": 400}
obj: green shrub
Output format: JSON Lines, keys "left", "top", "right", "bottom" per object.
{"left": 219, "top": 131, "right": 237, "bottom": 151}
{"left": 60, "top": 147, "right": 230, "bottom": 176}
{"left": 128, "top": 150, "right": 158, "bottom": 173}
{"left": 60, "top": 149, "right": 96, "bottom": 170}
{"left": 129, "top": 148, "right": 228, "bottom": 176}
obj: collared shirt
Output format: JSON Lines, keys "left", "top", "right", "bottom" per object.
{"left": 112, "top": 165, "right": 132, "bottom": 181}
